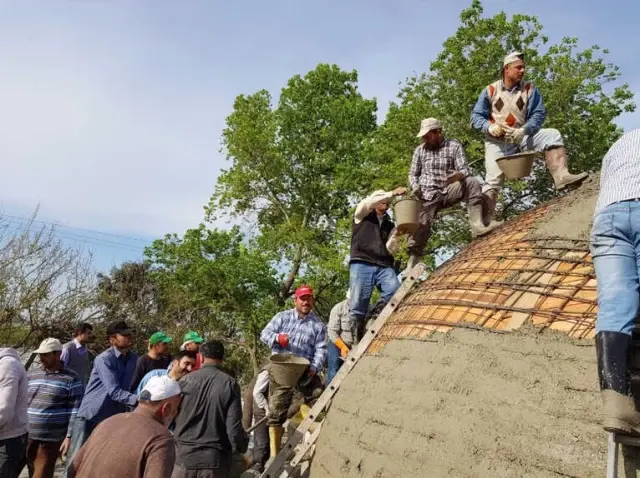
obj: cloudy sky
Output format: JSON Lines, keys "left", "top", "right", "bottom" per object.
{"left": 1, "top": 0, "right": 638, "bottom": 271}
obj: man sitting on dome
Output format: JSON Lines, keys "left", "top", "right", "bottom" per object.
{"left": 406, "top": 118, "right": 502, "bottom": 271}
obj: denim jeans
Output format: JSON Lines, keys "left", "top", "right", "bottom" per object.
{"left": 0, "top": 433, "right": 27, "bottom": 478}
{"left": 348, "top": 261, "right": 399, "bottom": 332}
{"left": 326, "top": 341, "right": 343, "bottom": 384}
{"left": 62, "top": 417, "right": 96, "bottom": 477}
{"left": 591, "top": 200, "right": 640, "bottom": 335}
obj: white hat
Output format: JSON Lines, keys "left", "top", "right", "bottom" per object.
{"left": 34, "top": 338, "right": 63, "bottom": 354}
{"left": 416, "top": 118, "right": 442, "bottom": 138}
{"left": 140, "top": 375, "right": 182, "bottom": 401}
{"left": 503, "top": 51, "right": 524, "bottom": 66}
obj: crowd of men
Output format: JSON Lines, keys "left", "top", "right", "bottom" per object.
{"left": 6, "top": 49, "right": 635, "bottom": 478}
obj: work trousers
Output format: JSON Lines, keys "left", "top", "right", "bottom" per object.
{"left": 0, "top": 433, "right": 27, "bottom": 478}
{"left": 267, "top": 371, "right": 324, "bottom": 427}
{"left": 62, "top": 417, "right": 96, "bottom": 478}
{"left": 592, "top": 200, "right": 640, "bottom": 335}
{"left": 407, "top": 177, "right": 483, "bottom": 257}
{"left": 348, "top": 262, "right": 399, "bottom": 340}
{"left": 251, "top": 407, "right": 269, "bottom": 469}
{"left": 20, "top": 439, "right": 63, "bottom": 478}
{"left": 483, "top": 128, "right": 564, "bottom": 193}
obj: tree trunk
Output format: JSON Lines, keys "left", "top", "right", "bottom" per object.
{"left": 279, "top": 243, "right": 305, "bottom": 305}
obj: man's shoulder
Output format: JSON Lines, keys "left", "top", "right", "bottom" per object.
{"left": 60, "top": 367, "right": 81, "bottom": 382}
{"left": 444, "top": 138, "right": 463, "bottom": 148}
{"left": 62, "top": 340, "right": 74, "bottom": 350}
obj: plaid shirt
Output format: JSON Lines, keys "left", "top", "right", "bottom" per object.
{"left": 260, "top": 308, "right": 328, "bottom": 372}
{"left": 409, "top": 139, "right": 471, "bottom": 201}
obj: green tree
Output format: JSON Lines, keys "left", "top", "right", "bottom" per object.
{"left": 207, "top": 64, "right": 377, "bottom": 303}
{"left": 145, "top": 226, "right": 281, "bottom": 379}
{"left": 368, "top": 0, "right": 634, "bottom": 262}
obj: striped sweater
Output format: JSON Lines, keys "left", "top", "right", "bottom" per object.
{"left": 26, "top": 367, "right": 84, "bottom": 442}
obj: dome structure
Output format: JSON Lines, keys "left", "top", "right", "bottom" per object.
{"left": 310, "top": 176, "right": 633, "bottom": 477}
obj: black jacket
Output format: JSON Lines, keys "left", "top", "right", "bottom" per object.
{"left": 350, "top": 211, "right": 395, "bottom": 268}
{"left": 173, "top": 364, "right": 249, "bottom": 469}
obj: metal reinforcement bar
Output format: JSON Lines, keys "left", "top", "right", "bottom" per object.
{"left": 260, "top": 262, "right": 428, "bottom": 478}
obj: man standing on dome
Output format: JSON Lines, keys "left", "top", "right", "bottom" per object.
{"left": 471, "top": 51, "right": 588, "bottom": 224}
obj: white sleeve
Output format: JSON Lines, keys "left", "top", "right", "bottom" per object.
{"left": 354, "top": 191, "right": 394, "bottom": 224}
{"left": 386, "top": 228, "right": 400, "bottom": 255}
{"left": 252, "top": 370, "right": 270, "bottom": 411}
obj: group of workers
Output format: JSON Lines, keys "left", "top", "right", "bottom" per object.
{"left": 5, "top": 49, "right": 632, "bottom": 478}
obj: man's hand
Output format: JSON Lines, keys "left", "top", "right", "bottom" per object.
{"left": 335, "top": 338, "right": 350, "bottom": 358}
{"left": 60, "top": 437, "right": 71, "bottom": 458}
{"left": 505, "top": 127, "right": 525, "bottom": 144}
{"left": 446, "top": 171, "right": 464, "bottom": 185}
{"left": 392, "top": 186, "right": 407, "bottom": 196}
{"left": 488, "top": 123, "right": 504, "bottom": 138}
{"left": 410, "top": 186, "right": 422, "bottom": 200}
{"left": 277, "top": 334, "right": 289, "bottom": 348}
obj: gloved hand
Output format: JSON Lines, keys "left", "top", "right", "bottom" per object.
{"left": 335, "top": 338, "right": 350, "bottom": 359}
{"left": 505, "top": 127, "right": 525, "bottom": 144}
{"left": 277, "top": 333, "right": 289, "bottom": 348}
{"left": 308, "top": 368, "right": 316, "bottom": 377}
{"left": 488, "top": 123, "right": 504, "bottom": 138}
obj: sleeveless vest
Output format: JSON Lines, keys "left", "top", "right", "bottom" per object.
{"left": 62, "top": 340, "right": 90, "bottom": 385}
{"left": 487, "top": 80, "right": 533, "bottom": 129}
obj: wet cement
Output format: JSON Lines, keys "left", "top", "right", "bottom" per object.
{"left": 311, "top": 328, "right": 606, "bottom": 477}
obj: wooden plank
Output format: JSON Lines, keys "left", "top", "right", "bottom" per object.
{"left": 260, "top": 262, "right": 427, "bottom": 478}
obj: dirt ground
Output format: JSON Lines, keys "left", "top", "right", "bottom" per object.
{"left": 311, "top": 327, "right": 608, "bottom": 478}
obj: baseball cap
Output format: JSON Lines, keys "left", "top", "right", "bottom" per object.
{"left": 294, "top": 285, "right": 314, "bottom": 299}
{"left": 416, "top": 118, "right": 442, "bottom": 138}
{"left": 33, "top": 338, "right": 63, "bottom": 354}
{"left": 106, "top": 320, "right": 132, "bottom": 337}
{"left": 139, "top": 375, "right": 182, "bottom": 402}
{"left": 183, "top": 330, "right": 204, "bottom": 344}
{"left": 149, "top": 331, "right": 172, "bottom": 346}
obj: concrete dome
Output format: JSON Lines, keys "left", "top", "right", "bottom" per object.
{"left": 311, "top": 176, "right": 619, "bottom": 477}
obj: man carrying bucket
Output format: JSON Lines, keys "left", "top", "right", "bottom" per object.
{"left": 470, "top": 50, "right": 588, "bottom": 223}
{"left": 260, "top": 285, "right": 327, "bottom": 459}
{"left": 406, "top": 118, "right": 502, "bottom": 271}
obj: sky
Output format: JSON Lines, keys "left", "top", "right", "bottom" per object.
{"left": 0, "top": 0, "right": 638, "bottom": 272}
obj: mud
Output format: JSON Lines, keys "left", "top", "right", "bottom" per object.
{"left": 311, "top": 327, "right": 606, "bottom": 478}
{"left": 528, "top": 173, "right": 600, "bottom": 241}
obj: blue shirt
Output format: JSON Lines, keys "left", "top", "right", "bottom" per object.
{"left": 260, "top": 309, "right": 328, "bottom": 372}
{"left": 135, "top": 369, "right": 168, "bottom": 395}
{"left": 77, "top": 347, "right": 138, "bottom": 424}
{"left": 471, "top": 81, "right": 546, "bottom": 136}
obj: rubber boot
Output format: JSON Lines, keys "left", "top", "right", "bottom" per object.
{"left": 468, "top": 203, "right": 503, "bottom": 238}
{"left": 545, "top": 147, "right": 589, "bottom": 189}
{"left": 596, "top": 331, "right": 640, "bottom": 435}
{"left": 269, "top": 425, "right": 284, "bottom": 459}
{"left": 482, "top": 189, "right": 498, "bottom": 227}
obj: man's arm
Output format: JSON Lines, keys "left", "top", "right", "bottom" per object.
{"left": 311, "top": 324, "right": 328, "bottom": 372}
{"left": 523, "top": 86, "right": 546, "bottom": 136}
{"left": 226, "top": 381, "right": 249, "bottom": 454}
{"left": 386, "top": 228, "right": 400, "bottom": 256}
{"left": 353, "top": 190, "right": 395, "bottom": 224}
{"left": 95, "top": 356, "right": 138, "bottom": 407}
{"left": 0, "top": 362, "right": 20, "bottom": 428}
{"left": 260, "top": 313, "right": 283, "bottom": 348}
{"left": 470, "top": 89, "right": 492, "bottom": 133}
{"left": 60, "top": 345, "right": 70, "bottom": 367}
{"left": 453, "top": 142, "right": 471, "bottom": 179}
{"left": 252, "top": 370, "right": 270, "bottom": 411}
{"left": 408, "top": 147, "right": 422, "bottom": 194}
{"left": 66, "top": 376, "right": 84, "bottom": 439}
{"left": 327, "top": 304, "right": 342, "bottom": 343}
{"left": 142, "top": 435, "right": 176, "bottom": 478}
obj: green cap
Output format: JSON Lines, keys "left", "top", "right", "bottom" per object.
{"left": 149, "top": 331, "right": 173, "bottom": 346}
{"left": 183, "top": 330, "right": 204, "bottom": 344}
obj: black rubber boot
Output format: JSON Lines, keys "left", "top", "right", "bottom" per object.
{"left": 596, "top": 331, "right": 640, "bottom": 435}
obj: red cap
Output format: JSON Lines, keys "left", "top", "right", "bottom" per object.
{"left": 294, "top": 285, "right": 314, "bottom": 299}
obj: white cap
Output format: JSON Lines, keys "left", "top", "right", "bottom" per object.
{"left": 139, "top": 375, "right": 182, "bottom": 401}
{"left": 34, "top": 338, "right": 63, "bottom": 354}
{"left": 503, "top": 51, "right": 524, "bottom": 66}
{"left": 416, "top": 118, "right": 442, "bottom": 138}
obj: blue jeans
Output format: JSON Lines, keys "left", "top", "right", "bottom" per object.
{"left": 591, "top": 201, "right": 640, "bottom": 336}
{"left": 62, "top": 417, "right": 96, "bottom": 477}
{"left": 0, "top": 433, "right": 27, "bottom": 478}
{"left": 326, "top": 342, "right": 343, "bottom": 384}
{"left": 348, "top": 262, "right": 399, "bottom": 330}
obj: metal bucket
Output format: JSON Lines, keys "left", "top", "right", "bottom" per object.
{"left": 393, "top": 197, "right": 421, "bottom": 234}
{"left": 496, "top": 152, "right": 536, "bottom": 180}
{"left": 269, "top": 353, "right": 310, "bottom": 387}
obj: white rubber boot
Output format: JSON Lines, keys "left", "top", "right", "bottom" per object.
{"left": 545, "top": 147, "right": 589, "bottom": 189}
{"left": 468, "top": 203, "right": 502, "bottom": 238}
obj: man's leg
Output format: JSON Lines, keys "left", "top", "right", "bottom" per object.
{"left": 521, "top": 128, "right": 588, "bottom": 189}
{"left": 326, "top": 341, "right": 343, "bottom": 384}
{"left": 62, "top": 417, "right": 94, "bottom": 478}
{"left": 0, "top": 434, "right": 27, "bottom": 478}
{"left": 406, "top": 197, "right": 441, "bottom": 269}
{"left": 266, "top": 370, "right": 294, "bottom": 459}
{"left": 592, "top": 203, "right": 640, "bottom": 434}
{"left": 374, "top": 266, "right": 400, "bottom": 305}
{"left": 348, "top": 262, "right": 375, "bottom": 342}
{"left": 251, "top": 408, "right": 269, "bottom": 471}
{"left": 482, "top": 138, "right": 518, "bottom": 225}
{"left": 30, "top": 440, "right": 62, "bottom": 478}
{"left": 455, "top": 176, "right": 503, "bottom": 238}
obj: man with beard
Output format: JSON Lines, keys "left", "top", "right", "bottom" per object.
{"left": 405, "top": 117, "right": 503, "bottom": 270}
{"left": 135, "top": 350, "right": 198, "bottom": 395}
{"left": 67, "top": 375, "right": 183, "bottom": 478}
